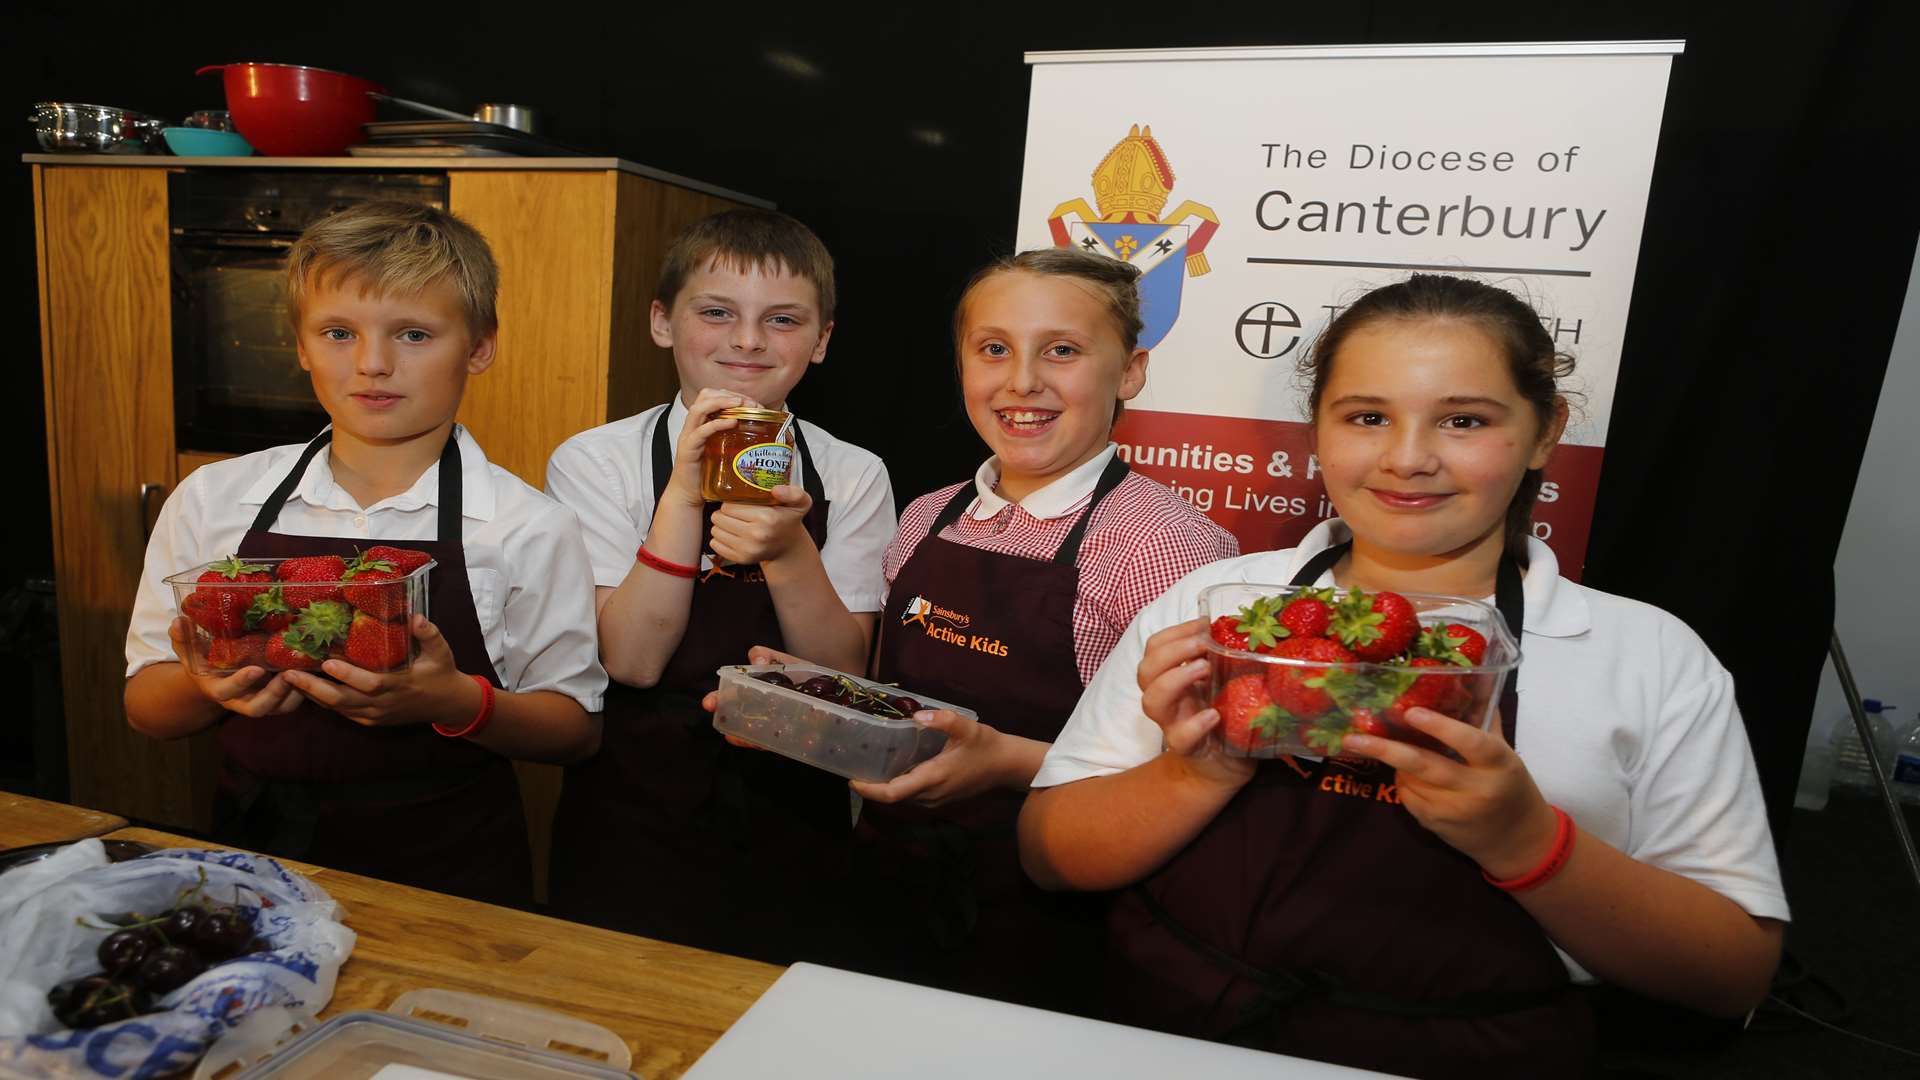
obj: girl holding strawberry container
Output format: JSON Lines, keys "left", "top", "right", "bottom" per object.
{"left": 1019, "top": 274, "right": 1787, "bottom": 1077}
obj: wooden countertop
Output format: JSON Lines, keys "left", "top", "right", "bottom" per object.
{"left": 103, "top": 827, "right": 783, "bottom": 1079}
{"left": 19, "top": 154, "right": 773, "bottom": 208}
{"left": 0, "top": 791, "right": 128, "bottom": 848}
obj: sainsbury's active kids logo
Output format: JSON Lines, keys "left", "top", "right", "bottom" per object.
{"left": 1047, "top": 124, "right": 1220, "bottom": 350}
{"left": 900, "top": 596, "right": 971, "bottom": 630}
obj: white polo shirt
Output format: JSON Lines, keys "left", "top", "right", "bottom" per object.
{"left": 126, "top": 425, "right": 608, "bottom": 712}
{"left": 545, "top": 396, "right": 895, "bottom": 612}
{"left": 1035, "top": 518, "right": 1790, "bottom": 979}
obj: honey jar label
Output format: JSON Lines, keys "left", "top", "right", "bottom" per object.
{"left": 732, "top": 443, "right": 796, "bottom": 490}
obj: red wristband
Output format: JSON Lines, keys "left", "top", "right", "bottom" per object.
{"left": 1482, "top": 806, "right": 1575, "bottom": 892}
{"left": 636, "top": 545, "right": 698, "bottom": 579}
{"left": 434, "top": 674, "right": 496, "bottom": 739}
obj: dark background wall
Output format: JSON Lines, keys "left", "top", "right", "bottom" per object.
{"left": 6, "top": 2, "right": 1917, "bottom": 837}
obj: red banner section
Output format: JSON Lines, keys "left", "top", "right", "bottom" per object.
{"left": 1112, "top": 409, "right": 1605, "bottom": 580}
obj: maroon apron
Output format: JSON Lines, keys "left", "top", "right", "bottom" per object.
{"left": 1107, "top": 541, "right": 1592, "bottom": 1078}
{"left": 545, "top": 413, "right": 854, "bottom": 965}
{"left": 849, "top": 456, "right": 1130, "bottom": 1015}
{"left": 220, "top": 429, "right": 534, "bottom": 909}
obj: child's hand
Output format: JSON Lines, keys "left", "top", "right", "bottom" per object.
{"left": 167, "top": 616, "right": 307, "bottom": 717}
{"left": 849, "top": 711, "right": 1014, "bottom": 808}
{"left": 709, "top": 485, "right": 813, "bottom": 566}
{"left": 664, "top": 389, "right": 758, "bottom": 510}
{"left": 1138, "top": 618, "right": 1255, "bottom": 790}
{"left": 281, "top": 615, "right": 478, "bottom": 729}
{"left": 1342, "top": 707, "right": 1560, "bottom": 880}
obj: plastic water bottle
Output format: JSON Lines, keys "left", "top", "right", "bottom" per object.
{"left": 1891, "top": 708, "right": 1920, "bottom": 804}
{"left": 1831, "top": 699, "right": 1898, "bottom": 794}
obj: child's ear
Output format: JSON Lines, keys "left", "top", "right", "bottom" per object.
{"left": 809, "top": 320, "right": 834, "bottom": 365}
{"left": 1529, "top": 396, "right": 1570, "bottom": 470}
{"left": 466, "top": 329, "right": 498, "bottom": 376}
{"left": 650, "top": 300, "right": 674, "bottom": 349}
{"left": 1117, "top": 347, "right": 1149, "bottom": 402}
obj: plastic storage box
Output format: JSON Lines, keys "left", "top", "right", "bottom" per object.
{"left": 712, "top": 664, "right": 971, "bottom": 781}
{"left": 1201, "top": 582, "right": 1519, "bottom": 759}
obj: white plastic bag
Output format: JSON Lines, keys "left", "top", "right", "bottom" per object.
{"left": 0, "top": 846, "right": 355, "bottom": 1079}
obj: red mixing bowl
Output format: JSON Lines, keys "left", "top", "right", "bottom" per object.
{"left": 197, "top": 63, "right": 384, "bottom": 156}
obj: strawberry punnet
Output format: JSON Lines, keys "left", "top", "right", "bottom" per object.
{"left": 1330, "top": 588, "right": 1419, "bottom": 663}
{"left": 276, "top": 556, "right": 348, "bottom": 610}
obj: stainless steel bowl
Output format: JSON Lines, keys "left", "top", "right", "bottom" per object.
{"left": 29, "top": 101, "right": 166, "bottom": 153}
{"left": 473, "top": 103, "right": 538, "bottom": 134}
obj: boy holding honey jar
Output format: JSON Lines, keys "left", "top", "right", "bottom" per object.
{"left": 544, "top": 209, "right": 895, "bottom": 961}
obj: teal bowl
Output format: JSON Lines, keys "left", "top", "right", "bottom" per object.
{"left": 161, "top": 127, "right": 253, "bottom": 156}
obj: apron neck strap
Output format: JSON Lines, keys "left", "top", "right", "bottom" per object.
{"left": 925, "top": 455, "right": 1132, "bottom": 568}
{"left": 1287, "top": 539, "right": 1526, "bottom": 640}
{"left": 651, "top": 406, "right": 826, "bottom": 506}
{"left": 248, "top": 428, "right": 463, "bottom": 540}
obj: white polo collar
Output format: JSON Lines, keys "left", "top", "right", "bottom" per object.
{"left": 969, "top": 444, "right": 1119, "bottom": 522}
{"left": 239, "top": 424, "right": 498, "bottom": 522}
{"left": 1287, "top": 518, "right": 1590, "bottom": 639}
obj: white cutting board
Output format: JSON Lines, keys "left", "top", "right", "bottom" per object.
{"left": 682, "top": 963, "right": 1401, "bottom": 1079}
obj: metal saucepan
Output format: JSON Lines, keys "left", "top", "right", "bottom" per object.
{"left": 29, "top": 102, "right": 166, "bottom": 153}
{"left": 370, "top": 93, "right": 540, "bottom": 134}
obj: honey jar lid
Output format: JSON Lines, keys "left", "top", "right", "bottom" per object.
{"left": 717, "top": 407, "right": 791, "bottom": 424}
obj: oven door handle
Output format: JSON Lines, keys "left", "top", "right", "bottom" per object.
{"left": 138, "top": 483, "right": 165, "bottom": 541}
{"left": 177, "top": 234, "right": 294, "bottom": 250}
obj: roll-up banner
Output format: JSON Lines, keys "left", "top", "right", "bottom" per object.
{"left": 1017, "top": 42, "right": 1684, "bottom": 578}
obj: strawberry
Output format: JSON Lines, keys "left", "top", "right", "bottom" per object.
{"left": 181, "top": 591, "right": 245, "bottom": 637}
{"left": 1387, "top": 657, "right": 1469, "bottom": 722}
{"left": 1415, "top": 622, "right": 1487, "bottom": 667}
{"left": 195, "top": 555, "right": 272, "bottom": 591}
{"left": 276, "top": 556, "right": 348, "bottom": 610}
{"left": 1302, "top": 708, "right": 1388, "bottom": 758}
{"left": 1213, "top": 673, "right": 1289, "bottom": 752}
{"left": 342, "top": 552, "right": 408, "bottom": 621}
{"left": 204, "top": 633, "right": 269, "bottom": 671}
{"left": 361, "top": 545, "right": 432, "bottom": 574}
{"left": 1210, "top": 597, "right": 1282, "bottom": 653}
{"left": 1276, "top": 586, "right": 1335, "bottom": 640}
{"left": 184, "top": 556, "right": 273, "bottom": 635}
{"left": 1330, "top": 588, "right": 1419, "bottom": 663}
{"left": 244, "top": 586, "right": 294, "bottom": 633}
{"left": 265, "top": 630, "right": 326, "bottom": 671}
{"left": 265, "top": 601, "right": 353, "bottom": 671}
{"left": 343, "top": 611, "right": 410, "bottom": 671}
{"left": 1264, "top": 637, "right": 1356, "bottom": 720}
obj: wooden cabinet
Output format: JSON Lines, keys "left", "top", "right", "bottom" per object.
{"left": 31, "top": 159, "right": 752, "bottom": 852}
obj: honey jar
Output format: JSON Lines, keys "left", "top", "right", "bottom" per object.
{"left": 701, "top": 407, "right": 795, "bottom": 503}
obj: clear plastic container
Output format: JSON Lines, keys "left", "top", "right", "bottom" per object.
{"left": 1201, "top": 582, "right": 1519, "bottom": 759}
{"left": 198, "top": 989, "right": 634, "bottom": 1079}
{"left": 165, "top": 555, "right": 434, "bottom": 675}
{"left": 712, "top": 664, "right": 968, "bottom": 781}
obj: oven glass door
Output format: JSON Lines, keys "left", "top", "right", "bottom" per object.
{"left": 172, "top": 235, "right": 331, "bottom": 454}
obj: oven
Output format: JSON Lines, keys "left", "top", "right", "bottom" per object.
{"left": 168, "top": 169, "right": 449, "bottom": 454}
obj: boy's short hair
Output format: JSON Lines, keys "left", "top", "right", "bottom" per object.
{"left": 285, "top": 200, "right": 499, "bottom": 335}
{"left": 654, "top": 209, "right": 836, "bottom": 324}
